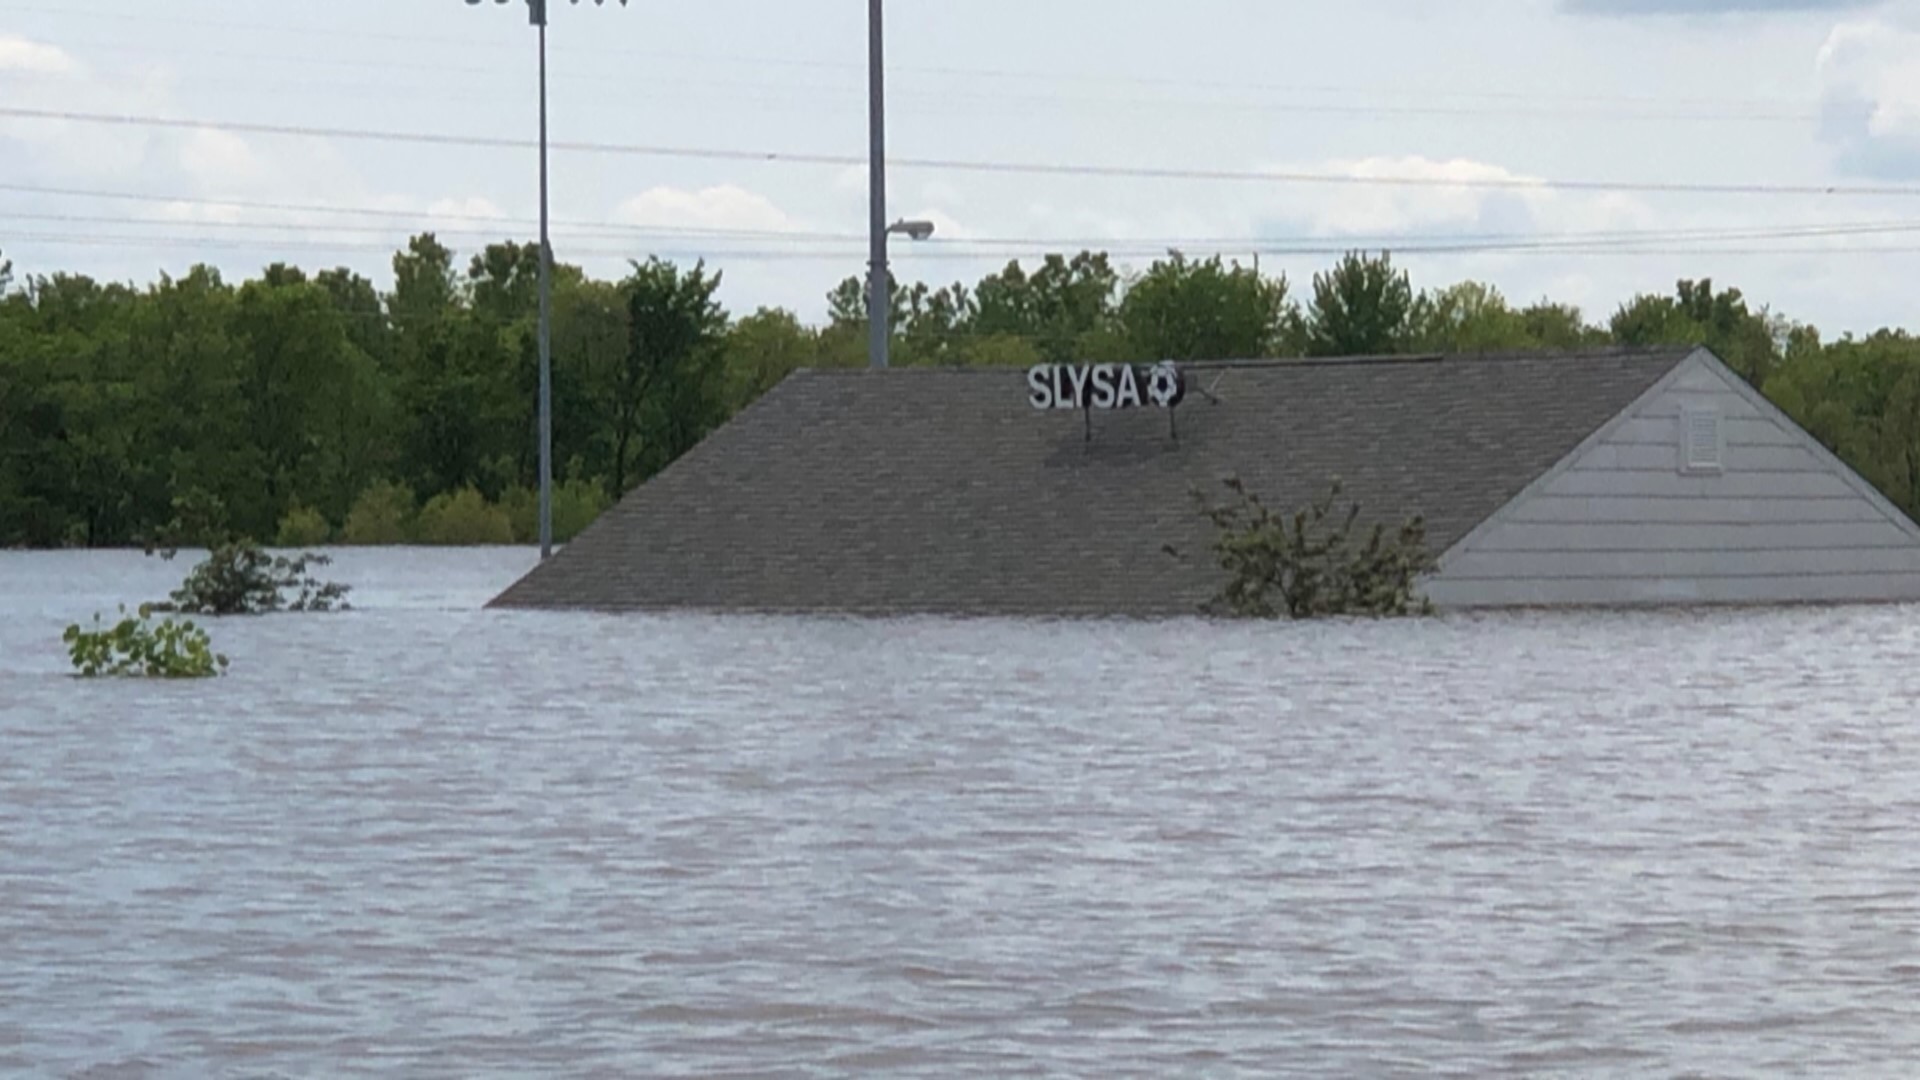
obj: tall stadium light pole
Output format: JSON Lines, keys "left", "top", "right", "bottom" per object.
{"left": 466, "top": 0, "right": 626, "bottom": 559}
{"left": 867, "top": 0, "right": 889, "bottom": 369}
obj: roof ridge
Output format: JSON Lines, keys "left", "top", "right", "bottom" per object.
{"left": 792, "top": 345, "right": 1697, "bottom": 378}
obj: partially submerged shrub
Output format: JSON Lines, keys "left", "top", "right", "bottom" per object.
{"left": 275, "top": 503, "right": 332, "bottom": 547}
{"left": 158, "top": 541, "right": 351, "bottom": 615}
{"left": 415, "top": 487, "right": 514, "bottom": 546}
{"left": 502, "top": 480, "right": 612, "bottom": 545}
{"left": 65, "top": 605, "right": 228, "bottom": 679}
{"left": 340, "top": 480, "right": 416, "bottom": 545}
{"left": 1174, "top": 476, "right": 1437, "bottom": 618}
{"left": 553, "top": 479, "right": 612, "bottom": 542}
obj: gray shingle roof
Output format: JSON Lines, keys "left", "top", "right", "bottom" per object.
{"left": 490, "top": 347, "right": 1694, "bottom": 616}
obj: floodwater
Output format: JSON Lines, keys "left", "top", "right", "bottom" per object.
{"left": 5, "top": 549, "right": 1920, "bottom": 1077}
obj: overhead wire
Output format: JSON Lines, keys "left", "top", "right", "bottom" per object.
{"left": 10, "top": 229, "right": 1920, "bottom": 261}
{"left": 0, "top": 2, "right": 1818, "bottom": 116}
{"left": 0, "top": 106, "right": 1911, "bottom": 199}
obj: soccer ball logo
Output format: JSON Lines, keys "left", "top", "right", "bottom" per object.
{"left": 1147, "top": 361, "right": 1184, "bottom": 407}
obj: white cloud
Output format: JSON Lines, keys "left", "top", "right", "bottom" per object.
{"left": 0, "top": 34, "right": 82, "bottom": 76}
{"left": 1245, "top": 155, "right": 1658, "bottom": 242}
{"left": 1817, "top": 11, "right": 1920, "bottom": 175}
{"left": 177, "top": 128, "right": 269, "bottom": 191}
{"left": 426, "top": 196, "right": 509, "bottom": 223}
{"left": 613, "top": 184, "right": 802, "bottom": 233}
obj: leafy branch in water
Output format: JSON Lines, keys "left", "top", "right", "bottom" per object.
{"left": 64, "top": 605, "right": 229, "bottom": 679}
{"left": 155, "top": 542, "right": 352, "bottom": 615}
{"left": 1170, "top": 475, "right": 1437, "bottom": 618}
{"left": 133, "top": 491, "right": 351, "bottom": 615}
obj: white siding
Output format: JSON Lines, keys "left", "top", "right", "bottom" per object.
{"left": 1426, "top": 351, "right": 1920, "bottom": 609}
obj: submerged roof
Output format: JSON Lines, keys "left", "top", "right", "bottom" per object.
{"left": 491, "top": 346, "right": 1695, "bottom": 616}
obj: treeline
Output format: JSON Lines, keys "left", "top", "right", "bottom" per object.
{"left": 3, "top": 241, "right": 1920, "bottom": 548}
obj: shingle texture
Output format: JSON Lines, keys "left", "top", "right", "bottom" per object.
{"left": 489, "top": 347, "right": 1693, "bottom": 616}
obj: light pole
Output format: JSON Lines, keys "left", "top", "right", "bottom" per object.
{"left": 867, "top": 0, "right": 888, "bottom": 370}
{"left": 466, "top": 0, "right": 626, "bottom": 560}
{"left": 866, "top": 2, "right": 940, "bottom": 369}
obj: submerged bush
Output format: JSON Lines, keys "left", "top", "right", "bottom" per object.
{"left": 65, "top": 605, "right": 228, "bottom": 679}
{"left": 501, "top": 480, "right": 612, "bottom": 545}
{"left": 275, "top": 503, "right": 332, "bottom": 547}
{"left": 415, "top": 487, "right": 515, "bottom": 546}
{"left": 340, "top": 481, "right": 416, "bottom": 545}
{"left": 1174, "top": 476, "right": 1437, "bottom": 619}
{"left": 160, "top": 542, "right": 351, "bottom": 615}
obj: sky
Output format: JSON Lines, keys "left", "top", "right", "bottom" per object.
{"left": 6, "top": 0, "right": 1920, "bottom": 334}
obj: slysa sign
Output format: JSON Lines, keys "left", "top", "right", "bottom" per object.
{"left": 1027, "top": 361, "right": 1185, "bottom": 411}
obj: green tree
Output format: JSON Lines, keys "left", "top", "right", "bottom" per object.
{"left": 316, "top": 266, "right": 393, "bottom": 370}
{"left": 548, "top": 275, "right": 627, "bottom": 489}
{"left": 972, "top": 252, "right": 1120, "bottom": 365}
{"left": 1609, "top": 278, "right": 1781, "bottom": 388}
{"left": 1765, "top": 328, "right": 1920, "bottom": 515}
{"left": 1119, "top": 254, "right": 1292, "bottom": 361}
{"left": 1409, "top": 281, "right": 1528, "bottom": 353}
{"left": 1519, "top": 301, "right": 1606, "bottom": 349}
{"left": 725, "top": 307, "right": 820, "bottom": 408}
{"left": 610, "top": 258, "right": 730, "bottom": 495}
{"left": 1305, "top": 251, "right": 1414, "bottom": 357}
{"left": 230, "top": 275, "right": 374, "bottom": 534}
{"left": 390, "top": 233, "right": 461, "bottom": 329}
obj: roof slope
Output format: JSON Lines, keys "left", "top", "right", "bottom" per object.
{"left": 490, "top": 347, "right": 1693, "bottom": 616}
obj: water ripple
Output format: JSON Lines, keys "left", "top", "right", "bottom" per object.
{"left": 4, "top": 552, "right": 1920, "bottom": 1075}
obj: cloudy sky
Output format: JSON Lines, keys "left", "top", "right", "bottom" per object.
{"left": 6, "top": 0, "right": 1920, "bottom": 334}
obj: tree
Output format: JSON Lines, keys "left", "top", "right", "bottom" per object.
{"left": 390, "top": 233, "right": 461, "bottom": 328}
{"left": 1119, "top": 254, "right": 1293, "bottom": 361}
{"left": 610, "top": 258, "right": 729, "bottom": 495}
{"left": 725, "top": 307, "right": 820, "bottom": 409}
{"left": 1305, "top": 251, "right": 1414, "bottom": 357}
{"left": 548, "top": 275, "right": 628, "bottom": 488}
{"left": 1409, "top": 281, "right": 1530, "bottom": 353}
{"left": 1519, "top": 301, "right": 1605, "bottom": 349}
{"left": 1765, "top": 328, "right": 1920, "bottom": 515}
{"left": 972, "top": 252, "right": 1120, "bottom": 365}
{"left": 316, "top": 267, "right": 392, "bottom": 370}
{"left": 1609, "top": 278, "right": 1781, "bottom": 388}
{"left": 230, "top": 276, "right": 374, "bottom": 534}
{"left": 894, "top": 282, "right": 976, "bottom": 366}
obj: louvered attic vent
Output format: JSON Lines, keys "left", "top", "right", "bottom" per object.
{"left": 1682, "top": 407, "right": 1723, "bottom": 473}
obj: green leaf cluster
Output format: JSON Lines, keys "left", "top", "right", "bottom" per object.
{"left": 160, "top": 542, "right": 351, "bottom": 615}
{"left": 63, "top": 605, "right": 229, "bottom": 679}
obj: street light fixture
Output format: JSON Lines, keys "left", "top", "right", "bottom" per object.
{"left": 889, "top": 219, "right": 936, "bottom": 242}
{"left": 464, "top": 0, "right": 627, "bottom": 560}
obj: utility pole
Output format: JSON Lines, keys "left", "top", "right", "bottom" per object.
{"left": 867, "top": 0, "right": 889, "bottom": 370}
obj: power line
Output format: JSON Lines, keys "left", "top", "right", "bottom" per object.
{"left": 0, "top": 106, "right": 1903, "bottom": 199}
{"left": 19, "top": 192, "right": 1920, "bottom": 256}
{"left": 0, "top": 208, "right": 858, "bottom": 244}
{"left": 11, "top": 229, "right": 1920, "bottom": 261}
{"left": 16, "top": 200, "right": 1920, "bottom": 253}
{"left": 0, "top": 55, "right": 1817, "bottom": 125}
{"left": 0, "top": 3, "right": 1817, "bottom": 116}
{"left": 13, "top": 207, "right": 1920, "bottom": 252}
